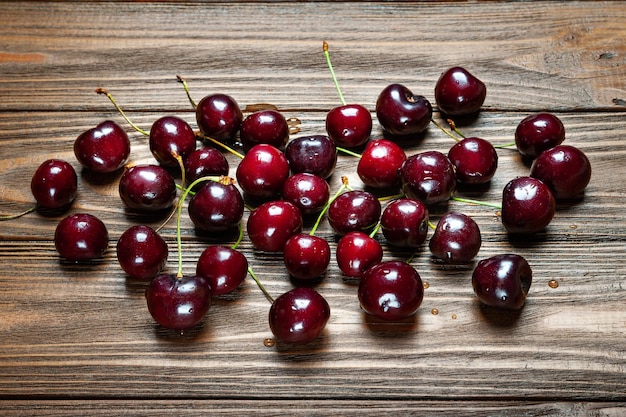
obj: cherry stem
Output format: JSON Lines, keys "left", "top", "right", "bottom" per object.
{"left": 368, "top": 222, "right": 381, "bottom": 238}
{"left": 451, "top": 195, "right": 502, "bottom": 210}
{"left": 446, "top": 119, "right": 466, "bottom": 139}
{"left": 494, "top": 141, "right": 516, "bottom": 149}
{"left": 323, "top": 41, "right": 347, "bottom": 106}
{"left": 232, "top": 222, "right": 244, "bottom": 250}
{"left": 0, "top": 205, "right": 36, "bottom": 221}
{"left": 196, "top": 133, "right": 245, "bottom": 159}
{"left": 247, "top": 267, "right": 274, "bottom": 304}
{"left": 309, "top": 176, "right": 350, "bottom": 236}
{"left": 430, "top": 118, "right": 461, "bottom": 142}
{"left": 378, "top": 193, "right": 403, "bottom": 202}
{"left": 155, "top": 153, "right": 186, "bottom": 233}
{"left": 427, "top": 220, "right": 437, "bottom": 230}
{"left": 336, "top": 146, "right": 362, "bottom": 158}
{"left": 96, "top": 88, "right": 150, "bottom": 136}
{"left": 176, "top": 75, "right": 197, "bottom": 109}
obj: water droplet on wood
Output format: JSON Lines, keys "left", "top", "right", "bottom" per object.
{"left": 548, "top": 279, "right": 559, "bottom": 288}
{"left": 263, "top": 338, "right": 276, "bottom": 347}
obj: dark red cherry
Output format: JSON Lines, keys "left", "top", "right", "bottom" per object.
{"left": 30, "top": 159, "right": 77, "bottom": 210}
{"left": 283, "top": 234, "right": 331, "bottom": 281}
{"left": 119, "top": 164, "right": 177, "bottom": 212}
{"left": 240, "top": 110, "right": 289, "bottom": 151}
{"left": 184, "top": 147, "right": 229, "bottom": 188}
{"left": 145, "top": 274, "right": 212, "bottom": 330}
{"left": 195, "top": 93, "right": 243, "bottom": 142}
{"left": 196, "top": 246, "right": 248, "bottom": 296}
{"left": 54, "top": 213, "right": 108, "bottom": 262}
{"left": 149, "top": 116, "right": 196, "bottom": 167}
{"left": 501, "top": 176, "right": 555, "bottom": 234}
{"left": 236, "top": 144, "right": 290, "bottom": 200}
{"left": 400, "top": 151, "right": 457, "bottom": 205}
{"left": 327, "top": 190, "right": 381, "bottom": 235}
{"left": 530, "top": 145, "right": 591, "bottom": 200}
{"left": 188, "top": 180, "right": 244, "bottom": 232}
{"left": 380, "top": 198, "right": 428, "bottom": 248}
{"left": 74, "top": 120, "right": 130, "bottom": 173}
{"left": 282, "top": 173, "right": 330, "bottom": 216}
{"left": 472, "top": 254, "right": 532, "bottom": 310}
{"left": 326, "top": 104, "right": 372, "bottom": 148}
{"left": 269, "top": 287, "right": 330, "bottom": 345}
{"left": 335, "top": 231, "right": 383, "bottom": 277}
{"left": 434, "top": 66, "right": 486, "bottom": 116}
{"left": 515, "top": 113, "right": 565, "bottom": 158}
{"left": 357, "top": 139, "right": 406, "bottom": 188}
{"left": 116, "top": 225, "right": 168, "bottom": 280}
{"left": 285, "top": 135, "right": 337, "bottom": 179}
{"left": 358, "top": 261, "right": 424, "bottom": 321}
{"left": 247, "top": 200, "right": 303, "bottom": 252}
{"left": 375, "top": 84, "right": 432, "bottom": 137}
{"left": 429, "top": 212, "right": 481, "bottom": 263}
{"left": 448, "top": 137, "right": 498, "bottom": 184}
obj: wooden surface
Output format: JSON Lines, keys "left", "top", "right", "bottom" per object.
{"left": 0, "top": 1, "right": 625, "bottom": 415}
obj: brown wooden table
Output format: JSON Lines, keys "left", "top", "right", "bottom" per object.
{"left": 1, "top": 1, "right": 625, "bottom": 415}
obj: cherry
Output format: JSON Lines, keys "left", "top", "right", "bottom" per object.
{"left": 327, "top": 190, "right": 381, "bottom": 235}
{"left": 375, "top": 83, "right": 432, "bottom": 137}
{"left": 380, "top": 198, "right": 428, "bottom": 248}
{"left": 247, "top": 200, "right": 303, "bottom": 252}
{"left": 472, "top": 254, "right": 532, "bottom": 310}
{"left": 74, "top": 120, "right": 130, "bottom": 173}
{"left": 358, "top": 261, "right": 424, "bottom": 321}
{"left": 323, "top": 42, "right": 372, "bottom": 148}
{"left": 514, "top": 112, "right": 565, "bottom": 158}
{"left": 434, "top": 66, "right": 486, "bottom": 116}
{"left": 284, "top": 135, "right": 337, "bottom": 179}
{"left": 196, "top": 246, "right": 248, "bottom": 296}
{"left": 149, "top": 116, "right": 197, "bottom": 167}
{"left": 530, "top": 145, "right": 591, "bottom": 200}
{"left": 184, "top": 147, "right": 229, "bottom": 189}
{"left": 145, "top": 273, "right": 212, "bottom": 330}
{"left": 447, "top": 137, "right": 498, "bottom": 184}
{"left": 195, "top": 93, "right": 243, "bottom": 142}
{"left": 269, "top": 287, "right": 330, "bottom": 345}
{"left": 30, "top": 159, "right": 78, "bottom": 210}
{"left": 400, "top": 151, "right": 457, "bottom": 205}
{"left": 429, "top": 212, "right": 481, "bottom": 263}
{"left": 283, "top": 234, "right": 331, "bottom": 281}
{"left": 54, "top": 213, "right": 109, "bottom": 262}
{"left": 240, "top": 109, "right": 290, "bottom": 151}
{"left": 119, "top": 164, "right": 177, "bottom": 212}
{"left": 117, "top": 225, "right": 168, "bottom": 280}
{"left": 236, "top": 144, "right": 290, "bottom": 200}
{"left": 282, "top": 173, "right": 330, "bottom": 216}
{"left": 357, "top": 139, "right": 406, "bottom": 189}
{"left": 188, "top": 178, "right": 244, "bottom": 232}
{"left": 501, "top": 176, "right": 555, "bottom": 234}
{"left": 336, "top": 231, "right": 383, "bottom": 277}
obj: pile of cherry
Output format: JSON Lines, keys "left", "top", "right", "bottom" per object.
{"left": 7, "top": 43, "right": 592, "bottom": 346}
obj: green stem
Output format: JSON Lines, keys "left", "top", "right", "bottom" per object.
{"left": 378, "top": 193, "right": 404, "bottom": 203}
{"left": 494, "top": 141, "right": 516, "bottom": 149}
{"left": 430, "top": 118, "right": 461, "bottom": 142}
{"left": 0, "top": 205, "right": 36, "bottom": 221}
{"left": 451, "top": 196, "right": 502, "bottom": 210}
{"left": 323, "top": 41, "right": 347, "bottom": 106}
{"left": 232, "top": 222, "right": 244, "bottom": 250}
{"left": 428, "top": 220, "right": 437, "bottom": 230}
{"left": 309, "top": 178, "right": 349, "bottom": 236}
{"left": 176, "top": 75, "right": 197, "bottom": 109}
{"left": 368, "top": 222, "right": 381, "bottom": 238}
{"left": 336, "top": 146, "right": 362, "bottom": 158}
{"left": 96, "top": 88, "right": 150, "bottom": 136}
{"left": 248, "top": 267, "right": 274, "bottom": 304}
{"left": 197, "top": 133, "right": 245, "bottom": 159}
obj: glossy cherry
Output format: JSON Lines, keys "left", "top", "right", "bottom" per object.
{"left": 448, "top": 137, "right": 498, "bottom": 184}
{"left": 283, "top": 234, "right": 331, "bottom": 281}
{"left": 380, "top": 198, "right": 429, "bottom": 248}
{"left": 375, "top": 84, "right": 432, "bottom": 137}
{"left": 117, "top": 225, "right": 168, "bottom": 280}
{"left": 472, "top": 254, "right": 532, "bottom": 310}
{"left": 434, "top": 66, "right": 486, "bottom": 116}
{"left": 429, "top": 212, "right": 481, "bottom": 263}
{"left": 282, "top": 173, "right": 330, "bottom": 216}
{"left": 357, "top": 139, "right": 406, "bottom": 189}
{"left": 269, "top": 287, "right": 330, "bottom": 345}
{"left": 54, "top": 213, "right": 109, "bottom": 262}
{"left": 400, "top": 151, "right": 457, "bottom": 205}
{"left": 530, "top": 145, "right": 591, "bottom": 200}
{"left": 247, "top": 200, "right": 303, "bottom": 252}
{"left": 335, "top": 231, "right": 383, "bottom": 277}
{"left": 358, "top": 261, "right": 424, "bottom": 321}
{"left": 285, "top": 135, "right": 337, "bottom": 179}
{"left": 188, "top": 180, "right": 244, "bottom": 232}
{"left": 501, "top": 176, "right": 555, "bottom": 234}
{"left": 196, "top": 246, "right": 248, "bottom": 296}
{"left": 327, "top": 190, "right": 381, "bottom": 235}
{"left": 236, "top": 144, "right": 290, "bottom": 200}
{"left": 326, "top": 104, "right": 372, "bottom": 148}
{"left": 30, "top": 159, "right": 77, "bottom": 210}
{"left": 74, "top": 120, "right": 130, "bottom": 173}
{"left": 184, "top": 147, "right": 229, "bottom": 188}
{"left": 149, "top": 116, "right": 196, "bottom": 167}
{"left": 119, "top": 164, "right": 177, "bottom": 212}
{"left": 195, "top": 93, "right": 243, "bottom": 142}
{"left": 240, "top": 109, "right": 290, "bottom": 151}
{"left": 514, "top": 112, "right": 565, "bottom": 158}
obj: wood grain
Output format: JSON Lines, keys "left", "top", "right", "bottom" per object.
{"left": 0, "top": 1, "right": 625, "bottom": 415}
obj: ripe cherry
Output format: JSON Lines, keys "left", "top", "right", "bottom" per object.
{"left": 30, "top": 159, "right": 78, "bottom": 210}
{"left": 196, "top": 93, "right": 243, "bottom": 142}
{"left": 184, "top": 147, "right": 229, "bottom": 189}
{"left": 117, "top": 225, "right": 168, "bottom": 280}
{"left": 357, "top": 139, "right": 406, "bottom": 189}
{"left": 196, "top": 246, "right": 248, "bottom": 296}
{"left": 358, "top": 261, "right": 424, "bottom": 321}
{"left": 400, "top": 151, "right": 457, "bottom": 205}
{"left": 501, "top": 176, "right": 555, "bottom": 234}
{"left": 448, "top": 137, "right": 498, "bottom": 184}
{"left": 247, "top": 200, "right": 303, "bottom": 252}
{"left": 429, "top": 212, "right": 481, "bottom": 263}
{"left": 188, "top": 179, "right": 244, "bottom": 232}
{"left": 240, "top": 109, "right": 290, "bottom": 151}
{"left": 285, "top": 135, "right": 337, "bottom": 179}
{"left": 74, "top": 120, "right": 130, "bottom": 173}
{"left": 375, "top": 83, "right": 432, "bottom": 137}
{"left": 530, "top": 145, "right": 591, "bottom": 200}
{"left": 119, "top": 164, "right": 177, "bottom": 212}
{"left": 327, "top": 190, "right": 381, "bottom": 235}
{"left": 434, "top": 66, "right": 486, "bottom": 116}
{"left": 515, "top": 113, "right": 565, "bottom": 158}
{"left": 149, "top": 116, "right": 197, "bottom": 167}
{"left": 283, "top": 234, "right": 331, "bottom": 281}
{"left": 236, "top": 144, "right": 290, "bottom": 200}
{"left": 269, "top": 287, "right": 330, "bottom": 345}
{"left": 336, "top": 231, "right": 383, "bottom": 277}
{"left": 472, "top": 254, "right": 532, "bottom": 310}
{"left": 55, "top": 213, "right": 109, "bottom": 262}
{"left": 380, "top": 198, "right": 428, "bottom": 248}
{"left": 282, "top": 173, "right": 330, "bottom": 216}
